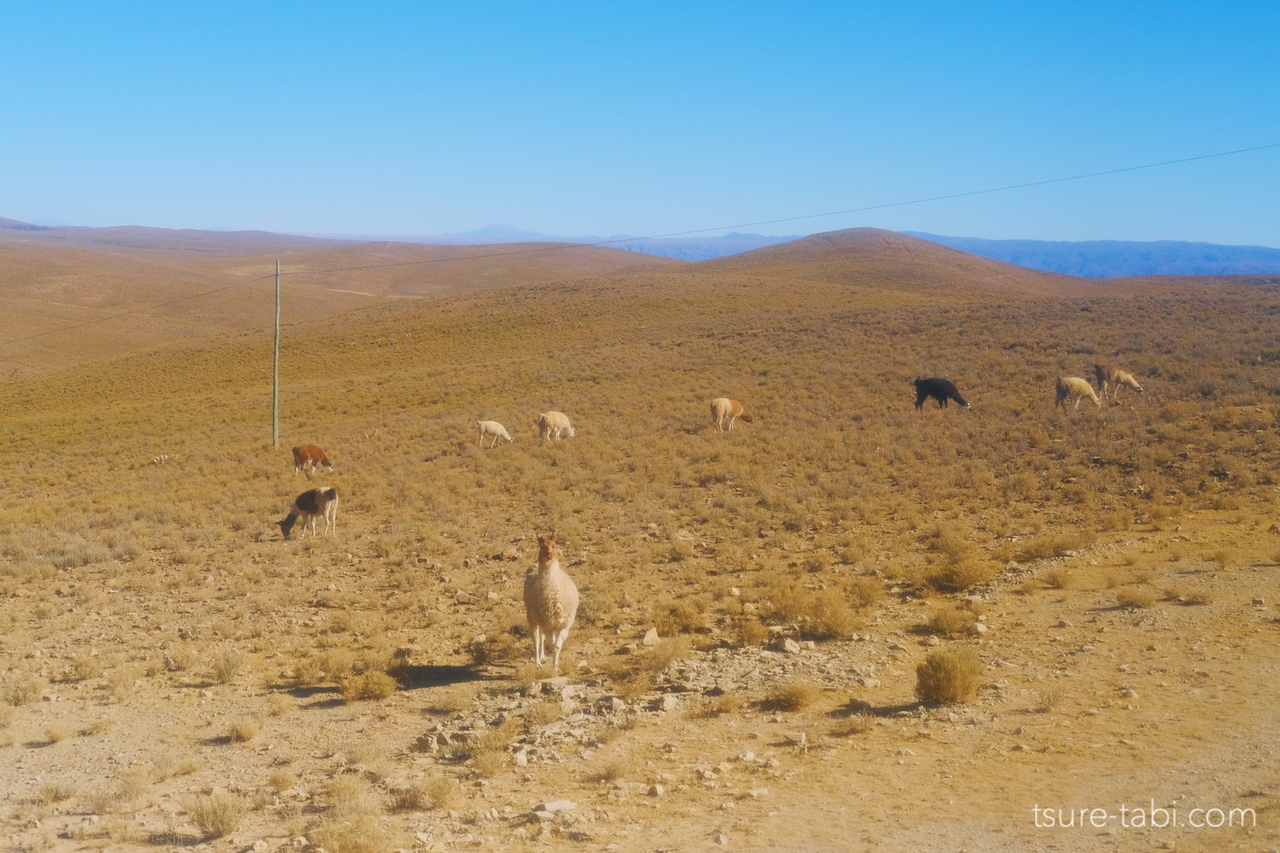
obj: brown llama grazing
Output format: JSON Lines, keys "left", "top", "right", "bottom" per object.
{"left": 710, "top": 397, "right": 753, "bottom": 432}
{"left": 1093, "top": 364, "right": 1144, "bottom": 400}
{"left": 292, "top": 445, "right": 333, "bottom": 476}
{"left": 278, "top": 487, "right": 338, "bottom": 540}
{"left": 523, "top": 530, "right": 579, "bottom": 674}
{"left": 1055, "top": 376, "right": 1101, "bottom": 411}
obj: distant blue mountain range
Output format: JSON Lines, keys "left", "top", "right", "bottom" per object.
{"left": 405, "top": 224, "right": 797, "bottom": 261}
{"left": 906, "top": 232, "right": 1280, "bottom": 278}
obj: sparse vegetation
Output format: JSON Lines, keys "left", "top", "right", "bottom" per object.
{"left": 186, "top": 791, "right": 247, "bottom": 838}
{"left": 915, "top": 649, "right": 981, "bottom": 704}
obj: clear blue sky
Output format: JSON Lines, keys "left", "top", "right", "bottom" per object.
{"left": 2, "top": 2, "right": 1278, "bottom": 245}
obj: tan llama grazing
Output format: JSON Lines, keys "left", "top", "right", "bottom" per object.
{"left": 710, "top": 397, "right": 753, "bottom": 432}
{"left": 1093, "top": 364, "right": 1144, "bottom": 400}
{"left": 1055, "top": 376, "right": 1101, "bottom": 410}
{"left": 523, "top": 530, "right": 579, "bottom": 673}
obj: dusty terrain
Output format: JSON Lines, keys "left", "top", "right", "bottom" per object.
{"left": 1, "top": 227, "right": 1278, "bottom": 852}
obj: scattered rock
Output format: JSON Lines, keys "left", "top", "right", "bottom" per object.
{"left": 714, "top": 832, "right": 729, "bottom": 845}
{"left": 642, "top": 628, "right": 661, "bottom": 646}
{"left": 784, "top": 732, "right": 806, "bottom": 745}
{"left": 648, "top": 784, "right": 664, "bottom": 797}
{"left": 782, "top": 638, "right": 802, "bottom": 654}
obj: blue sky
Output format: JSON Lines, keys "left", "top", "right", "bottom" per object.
{"left": 2, "top": 2, "right": 1278, "bottom": 245}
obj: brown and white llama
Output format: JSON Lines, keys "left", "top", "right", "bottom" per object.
{"left": 523, "top": 530, "right": 579, "bottom": 674}
{"left": 292, "top": 445, "right": 333, "bottom": 476}
{"left": 1093, "top": 364, "right": 1144, "bottom": 400}
{"left": 278, "top": 487, "right": 338, "bottom": 539}
{"left": 1055, "top": 376, "right": 1101, "bottom": 411}
{"left": 710, "top": 397, "right": 753, "bottom": 432}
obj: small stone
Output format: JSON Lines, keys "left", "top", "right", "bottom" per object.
{"left": 926, "top": 636, "right": 941, "bottom": 646}
{"left": 1012, "top": 744, "right": 1027, "bottom": 752}
{"left": 487, "top": 591, "right": 501, "bottom": 601}
{"left": 642, "top": 628, "right": 661, "bottom": 646}
{"left": 715, "top": 833, "right": 729, "bottom": 845}
{"left": 471, "top": 634, "right": 487, "bottom": 645}
{"left": 858, "top": 677, "right": 881, "bottom": 689}
{"left": 648, "top": 784, "right": 664, "bottom": 797}
{"left": 801, "top": 640, "right": 816, "bottom": 650}
{"left": 782, "top": 638, "right": 801, "bottom": 654}
{"left": 1122, "top": 689, "right": 1138, "bottom": 699}
{"left": 253, "top": 841, "right": 269, "bottom": 852}
{"left": 1252, "top": 597, "right": 1266, "bottom": 606}
{"left": 974, "top": 623, "right": 988, "bottom": 634}
{"left": 659, "top": 694, "right": 679, "bottom": 712}
{"left": 741, "top": 602, "right": 756, "bottom": 613}
{"left": 535, "top": 800, "right": 576, "bottom": 814}
{"left": 784, "top": 732, "right": 806, "bottom": 745}
{"left": 747, "top": 788, "right": 768, "bottom": 798}
{"left": 610, "top": 697, "right": 626, "bottom": 712}
{"left": 1058, "top": 620, "right": 1072, "bottom": 628}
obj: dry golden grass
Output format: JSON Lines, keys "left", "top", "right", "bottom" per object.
{"left": 765, "top": 680, "right": 823, "bottom": 712}
{"left": 186, "top": 792, "right": 246, "bottom": 838}
{"left": 2, "top": 228, "right": 1280, "bottom": 852}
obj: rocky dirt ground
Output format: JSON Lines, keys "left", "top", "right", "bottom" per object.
{"left": 3, "top": 506, "right": 1278, "bottom": 853}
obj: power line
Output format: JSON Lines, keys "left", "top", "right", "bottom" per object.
{"left": 2, "top": 140, "right": 1277, "bottom": 349}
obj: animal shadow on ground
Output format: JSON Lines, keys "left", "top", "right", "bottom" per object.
{"left": 830, "top": 697, "right": 926, "bottom": 719}
{"left": 394, "top": 663, "right": 496, "bottom": 691}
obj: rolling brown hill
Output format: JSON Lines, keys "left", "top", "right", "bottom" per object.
{"left": 700, "top": 227, "right": 1106, "bottom": 297}
{"left": 0, "top": 226, "right": 684, "bottom": 377}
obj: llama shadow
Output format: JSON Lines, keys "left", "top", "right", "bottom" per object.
{"left": 396, "top": 664, "right": 494, "bottom": 691}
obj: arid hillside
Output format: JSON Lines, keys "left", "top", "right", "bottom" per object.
{"left": 0, "top": 229, "right": 1278, "bottom": 852}
{"left": 0, "top": 224, "right": 682, "bottom": 377}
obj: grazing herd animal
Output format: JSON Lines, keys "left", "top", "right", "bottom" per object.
{"left": 292, "top": 445, "right": 333, "bottom": 476}
{"left": 1055, "top": 375, "right": 1102, "bottom": 410}
{"left": 278, "top": 486, "right": 339, "bottom": 540}
{"left": 914, "top": 377, "right": 970, "bottom": 410}
{"left": 478, "top": 420, "right": 513, "bottom": 447}
{"left": 523, "top": 530, "right": 579, "bottom": 674}
{"left": 710, "top": 397, "right": 753, "bottom": 432}
{"left": 537, "top": 411, "right": 575, "bottom": 441}
{"left": 1094, "top": 364, "right": 1144, "bottom": 400}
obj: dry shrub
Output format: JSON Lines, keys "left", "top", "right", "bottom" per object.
{"left": 5, "top": 676, "right": 43, "bottom": 706}
{"left": 834, "top": 710, "right": 874, "bottom": 736}
{"left": 586, "top": 756, "right": 632, "bottom": 784}
{"left": 186, "top": 792, "right": 247, "bottom": 839}
{"left": 228, "top": 716, "right": 261, "bottom": 743}
{"left": 765, "top": 680, "right": 821, "bottom": 712}
{"left": 915, "top": 648, "right": 980, "bottom": 704}
{"left": 523, "top": 700, "right": 563, "bottom": 729}
{"left": 390, "top": 776, "right": 454, "bottom": 812}
{"left": 1016, "top": 534, "right": 1083, "bottom": 562}
{"left": 1116, "top": 588, "right": 1156, "bottom": 609}
{"left": 309, "top": 815, "right": 391, "bottom": 853}
{"left": 845, "top": 576, "right": 883, "bottom": 608}
{"left": 67, "top": 653, "right": 103, "bottom": 682}
{"left": 1040, "top": 567, "right": 1073, "bottom": 590}
{"left": 1186, "top": 590, "right": 1216, "bottom": 606}
{"left": 326, "top": 775, "right": 380, "bottom": 821}
{"left": 340, "top": 670, "right": 399, "bottom": 702}
{"left": 653, "top": 599, "right": 706, "bottom": 636}
{"left": 806, "top": 589, "right": 860, "bottom": 640}
{"left": 925, "top": 559, "right": 997, "bottom": 593}
{"left": 39, "top": 780, "right": 75, "bottom": 804}
{"left": 0, "top": 705, "right": 14, "bottom": 729}
{"left": 211, "top": 650, "right": 246, "bottom": 685}
{"left": 645, "top": 636, "right": 694, "bottom": 673}
{"left": 736, "top": 616, "right": 770, "bottom": 647}
{"left": 926, "top": 606, "right": 976, "bottom": 637}
{"left": 267, "top": 694, "right": 297, "bottom": 716}
{"left": 268, "top": 769, "right": 296, "bottom": 793}
{"left": 1035, "top": 685, "right": 1068, "bottom": 713}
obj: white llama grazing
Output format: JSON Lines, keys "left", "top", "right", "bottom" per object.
{"left": 1055, "top": 376, "right": 1101, "bottom": 411}
{"left": 710, "top": 397, "right": 753, "bottom": 432}
{"left": 478, "top": 420, "right": 513, "bottom": 448}
{"left": 536, "top": 411, "right": 575, "bottom": 441}
{"left": 523, "top": 530, "right": 579, "bottom": 674}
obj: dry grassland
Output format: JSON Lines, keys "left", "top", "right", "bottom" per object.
{"left": 0, "top": 228, "right": 1279, "bottom": 851}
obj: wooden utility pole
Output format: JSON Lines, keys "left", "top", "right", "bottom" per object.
{"left": 273, "top": 260, "right": 280, "bottom": 448}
